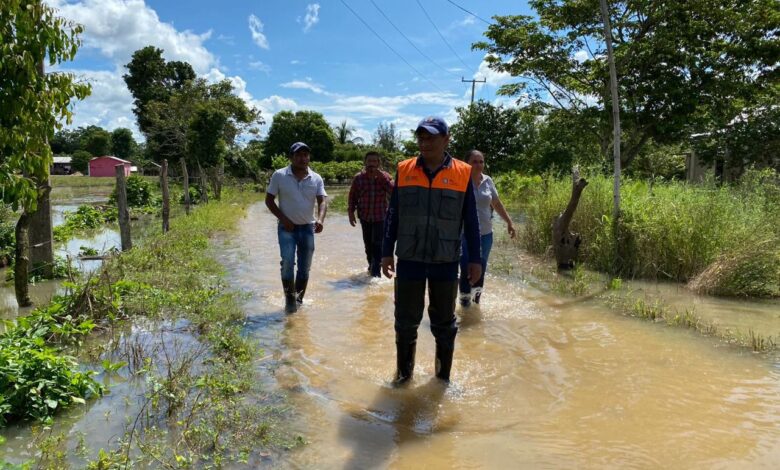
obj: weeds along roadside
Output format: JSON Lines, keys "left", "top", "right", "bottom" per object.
{"left": 1, "top": 187, "right": 301, "bottom": 468}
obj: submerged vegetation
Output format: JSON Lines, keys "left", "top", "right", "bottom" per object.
{"left": 1, "top": 189, "right": 297, "bottom": 467}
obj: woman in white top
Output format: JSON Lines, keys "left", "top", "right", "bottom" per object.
{"left": 459, "top": 150, "right": 516, "bottom": 307}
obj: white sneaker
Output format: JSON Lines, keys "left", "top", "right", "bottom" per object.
{"left": 472, "top": 287, "right": 483, "bottom": 304}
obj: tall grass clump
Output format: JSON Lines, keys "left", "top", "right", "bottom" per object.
{"left": 516, "top": 168, "right": 780, "bottom": 295}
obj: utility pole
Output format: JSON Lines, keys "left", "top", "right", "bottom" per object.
{"left": 462, "top": 77, "right": 486, "bottom": 105}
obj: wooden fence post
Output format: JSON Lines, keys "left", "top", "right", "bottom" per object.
{"left": 180, "top": 158, "right": 191, "bottom": 215}
{"left": 115, "top": 165, "right": 132, "bottom": 251}
{"left": 161, "top": 159, "right": 170, "bottom": 233}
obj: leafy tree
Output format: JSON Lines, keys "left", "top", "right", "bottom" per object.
{"left": 474, "top": 0, "right": 779, "bottom": 167}
{"left": 81, "top": 126, "right": 112, "bottom": 157}
{"left": 110, "top": 128, "right": 137, "bottom": 161}
{"left": 123, "top": 46, "right": 195, "bottom": 134}
{"left": 71, "top": 150, "right": 92, "bottom": 174}
{"left": 50, "top": 128, "right": 83, "bottom": 155}
{"left": 1, "top": 1, "right": 90, "bottom": 305}
{"left": 400, "top": 139, "right": 419, "bottom": 156}
{"left": 450, "top": 100, "right": 536, "bottom": 171}
{"left": 265, "top": 111, "right": 336, "bottom": 161}
{"left": 333, "top": 120, "right": 363, "bottom": 145}
{"left": 373, "top": 122, "right": 400, "bottom": 154}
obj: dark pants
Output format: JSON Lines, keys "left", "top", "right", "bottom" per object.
{"left": 394, "top": 261, "right": 458, "bottom": 348}
{"left": 360, "top": 219, "right": 384, "bottom": 277}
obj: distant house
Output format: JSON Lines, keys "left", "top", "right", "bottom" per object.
{"left": 89, "top": 156, "right": 132, "bottom": 177}
{"left": 51, "top": 155, "right": 72, "bottom": 175}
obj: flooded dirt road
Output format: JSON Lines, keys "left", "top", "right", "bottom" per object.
{"left": 219, "top": 203, "right": 780, "bottom": 468}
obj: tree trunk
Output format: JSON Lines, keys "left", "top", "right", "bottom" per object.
{"left": 600, "top": 0, "right": 623, "bottom": 275}
{"left": 160, "top": 159, "right": 170, "bottom": 233}
{"left": 115, "top": 165, "right": 132, "bottom": 251}
{"left": 197, "top": 162, "right": 209, "bottom": 204}
{"left": 180, "top": 158, "right": 191, "bottom": 215}
{"left": 14, "top": 211, "right": 32, "bottom": 307}
{"left": 552, "top": 168, "right": 588, "bottom": 269}
{"left": 29, "top": 178, "right": 54, "bottom": 278}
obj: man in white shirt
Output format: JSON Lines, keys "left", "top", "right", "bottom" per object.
{"left": 265, "top": 142, "right": 328, "bottom": 313}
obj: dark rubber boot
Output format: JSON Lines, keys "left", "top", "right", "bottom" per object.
{"left": 295, "top": 277, "right": 308, "bottom": 305}
{"left": 282, "top": 279, "right": 297, "bottom": 313}
{"left": 435, "top": 343, "right": 454, "bottom": 382}
{"left": 393, "top": 338, "right": 416, "bottom": 386}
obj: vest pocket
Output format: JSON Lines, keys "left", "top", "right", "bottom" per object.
{"left": 438, "top": 192, "right": 459, "bottom": 220}
{"left": 399, "top": 187, "right": 419, "bottom": 208}
{"left": 395, "top": 223, "right": 418, "bottom": 259}
{"left": 433, "top": 230, "right": 460, "bottom": 262}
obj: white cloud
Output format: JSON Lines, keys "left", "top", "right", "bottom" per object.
{"left": 574, "top": 50, "right": 589, "bottom": 63}
{"left": 55, "top": 68, "right": 141, "bottom": 139}
{"left": 280, "top": 79, "right": 328, "bottom": 95}
{"left": 290, "top": 60, "right": 301, "bottom": 65}
{"left": 248, "top": 14, "right": 269, "bottom": 49}
{"left": 301, "top": 4, "right": 320, "bottom": 33}
{"left": 249, "top": 61, "right": 271, "bottom": 74}
{"left": 47, "top": 0, "right": 216, "bottom": 73}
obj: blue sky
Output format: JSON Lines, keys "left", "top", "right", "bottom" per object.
{"left": 47, "top": 0, "right": 532, "bottom": 143}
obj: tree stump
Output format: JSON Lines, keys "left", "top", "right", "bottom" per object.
{"left": 553, "top": 167, "right": 588, "bottom": 269}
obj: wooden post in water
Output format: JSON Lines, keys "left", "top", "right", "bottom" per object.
{"left": 180, "top": 158, "right": 191, "bottom": 215}
{"left": 115, "top": 165, "right": 132, "bottom": 251}
{"left": 161, "top": 159, "right": 170, "bottom": 233}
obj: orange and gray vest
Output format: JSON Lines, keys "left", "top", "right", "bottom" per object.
{"left": 395, "top": 156, "right": 472, "bottom": 263}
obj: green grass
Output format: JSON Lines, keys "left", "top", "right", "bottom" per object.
{"left": 1, "top": 188, "right": 299, "bottom": 467}
{"left": 51, "top": 175, "right": 159, "bottom": 188}
{"left": 502, "top": 168, "right": 780, "bottom": 297}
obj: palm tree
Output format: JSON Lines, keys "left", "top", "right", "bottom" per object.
{"left": 334, "top": 120, "right": 357, "bottom": 145}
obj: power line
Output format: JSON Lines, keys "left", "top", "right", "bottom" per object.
{"left": 445, "top": 0, "right": 493, "bottom": 26}
{"left": 415, "top": 0, "right": 471, "bottom": 71}
{"left": 339, "top": 0, "right": 447, "bottom": 94}
{"left": 369, "top": 0, "right": 459, "bottom": 79}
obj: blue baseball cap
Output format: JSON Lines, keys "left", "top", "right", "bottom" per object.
{"left": 415, "top": 116, "right": 449, "bottom": 135}
{"left": 289, "top": 142, "right": 311, "bottom": 154}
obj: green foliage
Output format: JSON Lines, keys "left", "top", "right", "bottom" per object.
{"left": 265, "top": 110, "right": 336, "bottom": 161}
{"left": 373, "top": 122, "right": 400, "bottom": 153}
{"left": 517, "top": 170, "right": 780, "bottom": 292}
{"left": 81, "top": 127, "right": 111, "bottom": 157}
{"left": 474, "top": 0, "right": 778, "bottom": 168}
{"left": 690, "top": 241, "right": 780, "bottom": 298}
{"left": 271, "top": 154, "right": 289, "bottom": 170}
{"left": 0, "top": 204, "right": 15, "bottom": 264}
{"left": 332, "top": 143, "right": 367, "bottom": 162}
{"left": 53, "top": 205, "right": 118, "bottom": 242}
{"left": 493, "top": 172, "right": 544, "bottom": 203}
{"left": 71, "top": 150, "right": 92, "bottom": 174}
{"left": 123, "top": 46, "right": 196, "bottom": 135}
{"left": 0, "top": 285, "right": 109, "bottom": 425}
{"left": 110, "top": 174, "right": 154, "bottom": 207}
{"left": 625, "top": 142, "right": 687, "bottom": 180}
{"left": 0, "top": 1, "right": 91, "bottom": 211}
{"left": 310, "top": 161, "right": 363, "bottom": 184}
{"left": 450, "top": 101, "right": 535, "bottom": 172}
{"left": 109, "top": 127, "right": 137, "bottom": 161}
{"left": 333, "top": 120, "right": 362, "bottom": 145}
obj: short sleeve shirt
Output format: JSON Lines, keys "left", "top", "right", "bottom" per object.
{"left": 473, "top": 175, "right": 498, "bottom": 235}
{"left": 267, "top": 166, "right": 327, "bottom": 225}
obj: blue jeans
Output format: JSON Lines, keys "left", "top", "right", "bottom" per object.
{"left": 278, "top": 223, "right": 315, "bottom": 282}
{"left": 459, "top": 232, "right": 492, "bottom": 294}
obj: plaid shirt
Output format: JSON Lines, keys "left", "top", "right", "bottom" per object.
{"left": 348, "top": 170, "right": 394, "bottom": 223}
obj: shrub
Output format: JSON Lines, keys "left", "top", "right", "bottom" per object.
{"left": 689, "top": 239, "right": 780, "bottom": 298}
{"left": 110, "top": 174, "right": 154, "bottom": 207}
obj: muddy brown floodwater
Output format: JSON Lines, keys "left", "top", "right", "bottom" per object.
{"left": 219, "top": 203, "right": 780, "bottom": 469}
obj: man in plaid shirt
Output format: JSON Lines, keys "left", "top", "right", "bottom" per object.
{"left": 348, "top": 151, "right": 394, "bottom": 277}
